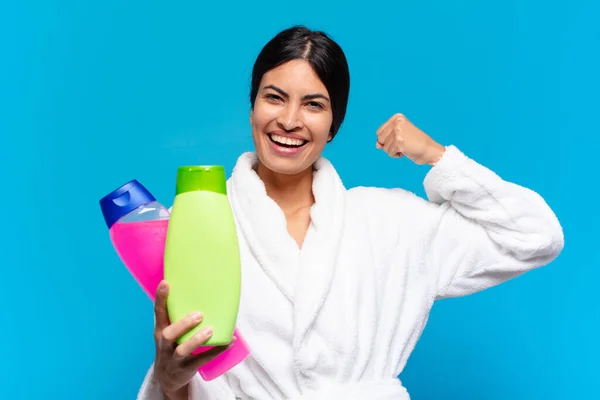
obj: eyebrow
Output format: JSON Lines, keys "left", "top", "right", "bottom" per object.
{"left": 263, "top": 84, "right": 330, "bottom": 103}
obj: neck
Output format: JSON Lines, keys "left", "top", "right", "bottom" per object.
{"left": 256, "top": 161, "right": 315, "bottom": 211}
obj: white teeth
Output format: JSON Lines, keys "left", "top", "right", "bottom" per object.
{"left": 271, "top": 134, "right": 305, "bottom": 146}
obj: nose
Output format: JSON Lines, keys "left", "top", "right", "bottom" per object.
{"left": 276, "top": 104, "right": 303, "bottom": 131}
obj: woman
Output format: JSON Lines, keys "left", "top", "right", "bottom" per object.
{"left": 138, "top": 26, "right": 564, "bottom": 400}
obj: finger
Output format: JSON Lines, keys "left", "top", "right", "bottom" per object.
{"left": 186, "top": 341, "right": 237, "bottom": 370}
{"left": 154, "top": 281, "right": 170, "bottom": 333}
{"left": 161, "top": 312, "right": 204, "bottom": 347}
{"left": 376, "top": 114, "right": 397, "bottom": 138}
{"left": 375, "top": 116, "right": 396, "bottom": 148}
{"left": 173, "top": 327, "right": 214, "bottom": 361}
{"left": 376, "top": 119, "right": 393, "bottom": 140}
{"left": 376, "top": 123, "right": 393, "bottom": 149}
{"left": 383, "top": 130, "right": 397, "bottom": 156}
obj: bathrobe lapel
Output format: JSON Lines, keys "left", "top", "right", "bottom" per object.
{"left": 228, "top": 153, "right": 346, "bottom": 361}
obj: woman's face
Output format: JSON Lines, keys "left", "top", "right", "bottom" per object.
{"left": 250, "top": 59, "right": 333, "bottom": 176}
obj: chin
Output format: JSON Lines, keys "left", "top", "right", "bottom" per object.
{"left": 256, "top": 138, "right": 320, "bottom": 176}
{"left": 257, "top": 153, "right": 312, "bottom": 176}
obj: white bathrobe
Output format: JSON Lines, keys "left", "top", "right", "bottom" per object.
{"left": 137, "top": 145, "right": 564, "bottom": 400}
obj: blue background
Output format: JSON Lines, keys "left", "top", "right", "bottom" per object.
{"left": 1, "top": 0, "right": 598, "bottom": 398}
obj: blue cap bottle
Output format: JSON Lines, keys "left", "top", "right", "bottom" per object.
{"left": 99, "top": 180, "right": 157, "bottom": 229}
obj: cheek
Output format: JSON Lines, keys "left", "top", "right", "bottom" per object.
{"left": 252, "top": 104, "right": 278, "bottom": 130}
{"left": 305, "top": 114, "right": 333, "bottom": 141}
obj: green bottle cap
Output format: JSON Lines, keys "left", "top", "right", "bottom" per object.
{"left": 175, "top": 165, "right": 227, "bottom": 195}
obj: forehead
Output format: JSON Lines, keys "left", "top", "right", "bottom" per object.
{"left": 261, "top": 59, "right": 328, "bottom": 95}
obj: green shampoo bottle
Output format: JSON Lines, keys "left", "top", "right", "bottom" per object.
{"left": 164, "top": 165, "right": 241, "bottom": 346}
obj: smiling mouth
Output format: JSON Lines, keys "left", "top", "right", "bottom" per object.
{"left": 267, "top": 133, "right": 309, "bottom": 148}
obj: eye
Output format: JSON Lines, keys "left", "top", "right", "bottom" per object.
{"left": 307, "top": 101, "right": 324, "bottom": 110}
{"left": 264, "top": 93, "right": 282, "bottom": 102}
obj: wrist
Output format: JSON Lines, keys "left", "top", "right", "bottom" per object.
{"left": 163, "top": 385, "right": 189, "bottom": 400}
{"left": 427, "top": 142, "right": 446, "bottom": 166}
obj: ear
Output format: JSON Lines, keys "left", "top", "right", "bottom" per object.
{"left": 249, "top": 111, "right": 253, "bottom": 125}
{"left": 327, "top": 132, "right": 333, "bottom": 142}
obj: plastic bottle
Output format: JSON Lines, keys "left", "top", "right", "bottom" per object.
{"left": 100, "top": 179, "right": 249, "bottom": 380}
{"left": 164, "top": 166, "right": 242, "bottom": 347}
{"left": 100, "top": 179, "right": 169, "bottom": 299}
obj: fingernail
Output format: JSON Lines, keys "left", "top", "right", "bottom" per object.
{"left": 192, "top": 312, "right": 203, "bottom": 321}
{"left": 159, "top": 281, "right": 168, "bottom": 291}
{"left": 203, "top": 327, "right": 213, "bottom": 336}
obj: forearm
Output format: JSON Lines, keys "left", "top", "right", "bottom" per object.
{"left": 422, "top": 146, "right": 564, "bottom": 298}
{"left": 424, "top": 145, "right": 563, "bottom": 259}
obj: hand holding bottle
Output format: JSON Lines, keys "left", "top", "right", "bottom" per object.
{"left": 153, "top": 280, "right": 234, "bottom": 398}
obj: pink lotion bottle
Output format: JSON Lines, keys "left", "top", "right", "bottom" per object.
{"left": 100, "top": 179, "right": 249, "bottom": 380}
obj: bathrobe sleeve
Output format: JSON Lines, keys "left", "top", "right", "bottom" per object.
{"left": 137, "top": 364, "right": 236, "bottom": 400}
{"left": 419, "top": 145, "right": 564, "bottom": 299}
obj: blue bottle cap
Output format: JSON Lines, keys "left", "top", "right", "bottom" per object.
{"left": 99, "top": 179, "right": 156, "bottom": 229}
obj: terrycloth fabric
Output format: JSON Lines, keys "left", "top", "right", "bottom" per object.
{"left": 137, "top": 145, "right": 564, "bottom": 400}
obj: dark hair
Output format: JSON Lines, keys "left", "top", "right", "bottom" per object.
{"left": 250, "top": 26, "right": 350, "bottom": 141}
